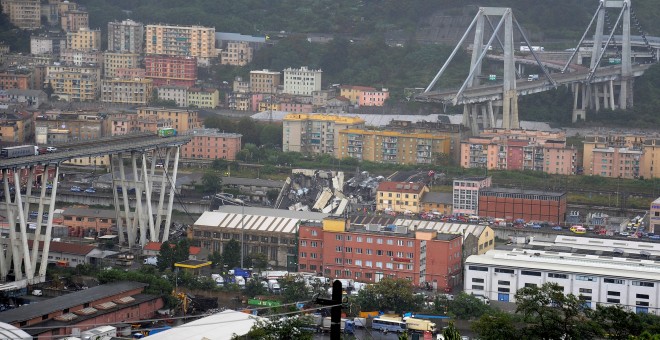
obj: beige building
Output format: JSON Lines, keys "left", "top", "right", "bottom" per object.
{"left": 136, "top": 107, "right": 201, "bottom": 132}
{"left": 187, "top": 87, "right": 219, "bottom": 108}
{"left": 66, "top": 28, "right": 101, "bottom": 51}
{"left": 283, "top": 113, "right": 365, "bottom": 155}
{"left": 59, "top": 49, "right": 102, "bottom": 66}
{"left": 107, "top": 19, "right": 144, "bottom": 53}
{"left": 220, "top": 41, "right": 253, "bottom": 66}
{"left": 1, "top": 0, "right": 40, "bottom": 29}
{"left": 145, "top": 24, "right": 216, "bottom": 66}
{"left": 249, "top": 69, "right": 280, "bottom": 94}
{"left": 60, "top": 9, "right": 88, "bottom": 32}
{"left": 376, "top": 181, "right": 429, "bottom": 214}
{"left": 101, "top": 78, "right": 153, "bottom": 105}
{"left": 337, "top": 129, "right": 451, "bottom": 164}
{"left": 46, "top": 64, "right": 101, "bottom": 102}
{"left": 103, "top": 52, "right": 140, "bottom": 78}
{"left": 283, "top": 66, "right": 322, "bottom": 96}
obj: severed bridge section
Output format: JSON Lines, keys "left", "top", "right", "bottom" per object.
{"left": 0, "top": 133, "right": 190, "bottom": 286}
{"left": 418, "top": 0, "right": 656, "bottom": 134}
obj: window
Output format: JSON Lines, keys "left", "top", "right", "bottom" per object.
{"left": 335, "top": 258, "right": 342, "bottom": 264}
{"left": 632, "top": 281, "right": 654, "bottom": 287}
{"left": 367, "top": 237, "right": 373, "bottom": 243}
{"left": 335, "top": 246, "right": 342, "bottom": 252}
{"left": 521, "top": 270, "right": 542, "bottom": 277}
{"left": 386, "top": 251, "right": 393, "bottom": 256}
{"left": 637, "top": 294, "right": 650, "bottom": 299}
{"left": 311, "top": 241, "right": 318, "bottom": 247}
{"left": 386, "top": 239, "right": 393, "bottom": 245}
{"left": 366, "top": 249, "right": 373, "bottom": 255}
{"left": 548, "top": 273, "right": 568, "bottom": 279}
{"left": 637, "top": 301, "right": 650, "bottom": 307}
{"left": 300, "top": 240, "right": 307, "bottom": 246}
{"left": 356, "top": 236, "right": 362, "bottom": 242}
{"left": 377, "top": 238, "right": 383, "bottom": 244}
{"left": 576, "top": 275, "right": 597, "bottom": 282}
{"left": 407, "top": 241, "right": 414, "bottom": 247}
{"left": 494, "top": 268, "right": 514, "bottom": 274}
{"left": 311, "top": 253, "right": 318, "bottom": 259}
{"left": 311, "top": 230, "right": 317, "bottom": 236}
{"left": 376, "top": 262, "right": 383, "bottom": 268}
{"left": 366, "top": 261, "right": 372, "bottom": 267}
{"left": 525, "top": 283, "right": 537, "bottom": 288}
{"left": 336, "top": 235, "right": 342, "bottom": 241}
{"left": 498, "top": 287, "right": 510, "bottom": 292}
{"left": 579, "top": 288, "right": 593, "bottom": 294}
{"left": 407, "top": 253, "right": 414, "bottom": 259}
{"left": 472, "top": 285, "right": 484, "bottom": 290}
{"left": 355, "top": 260, "right": 362, "bottom": 266}
{"left": 607, "top": 298, "right": 621, "bottom": 304}
{"left": 469, "top": 266, "right": 488, "bottom": 272}
{"left": 345, "top": 247, "right": 352, "bottom": 253}
{"left": 300, "top": 252, "right": 307, "bottom": 258}
{"left": 607, "top": 291, "right": 621, "bottom": 296}
{"left": 356, "top": 248, "right": 363, "bottom": 254}
{"left": 386, "top": 263, "right": 393, "bottom": 269}
{"left": 472, "top": 278, "right": 485, "bottom": 283}
{"left": 397, "top": 240, "right": 404, "bottom": 246}
{"left": 604, "top": 278, "right": 625, "bottom": 284}
{"left": 377, "top": 250, "right": 383, "bottom": 256}
{"left": 498, "top": 280, "right": 510, "bottom": 285}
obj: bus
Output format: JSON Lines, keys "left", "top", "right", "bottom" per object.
{"left": 157, "top": 127, "right": 177, "bottom": 138}
{"left": 372, "top": 317, "right": 407, "bottom": 333}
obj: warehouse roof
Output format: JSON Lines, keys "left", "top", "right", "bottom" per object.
{"left": 145, "top": 309, "right": 260, "bottom": 340}
{"left": 194, "top": 206, "right": 328, "bottom": 234}
{"left": 394, "top": 219, "right": 490, "bottom": 240}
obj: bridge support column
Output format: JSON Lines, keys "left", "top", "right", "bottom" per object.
{"left": 572, "top": 83, "right": 586, "bottom": 122}
{"left": 609, "top": 80, "right": 616, "bottom": 110}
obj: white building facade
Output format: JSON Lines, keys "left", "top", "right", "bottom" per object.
{"left": 465, "top": 249, "right": 660, "bottom": 313}
{"left": 156, "top": 85, "right": 188, "bottom": 107}
{"left": 452, "top": 176, "right": 492, "bottom": 215}
{"left": 282, "top": 66, "right": 322, "bottom": 96}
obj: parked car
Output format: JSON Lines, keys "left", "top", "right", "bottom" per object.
{"left": 70, "top": 186, "right": 81, "bottom": 192}
{"left": 32, "top": 289, "right": 42, "bottom": 296}
{"left": 46, "top": 147, "right": 57, "bottom": 152}
{"left": 649, "top": 235, "right": 660, "bottom": 240}
{"left": 552, "top": 226, "right": 563, "bottom": 231}
{"left": 84, "top": 188, "right": 96, "bottom": 193}
{"left": 619, "top": 231, "right": 630, "bottom": 237}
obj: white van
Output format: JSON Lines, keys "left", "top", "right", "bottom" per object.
{"left": 527, "top": 74, "right": 539, "bottom": 81}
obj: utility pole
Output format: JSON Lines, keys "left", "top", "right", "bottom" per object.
{"left": 315, "top": 280, "right": 343, "bottom": 340}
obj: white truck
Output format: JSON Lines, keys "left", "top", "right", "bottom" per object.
{"left": 235, "top": 276, "right": 246, "bottom": 287}
{"left": 268, "top": 279, "right": 281, "bottom": 294}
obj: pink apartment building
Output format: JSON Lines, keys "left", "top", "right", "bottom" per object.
{"left": 181, "top": 129, "right": 242, "bottom": 160}
{"left": 358, "top": 88, "right": 389, "bottom": 106}
{"left": 589, "top": 146, "right": 642, "bottom": 179}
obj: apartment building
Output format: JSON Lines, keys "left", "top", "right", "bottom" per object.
{"left": 250, "top": 69, "right": 280, "bottom": 94}
{"left": 376, "top": 181, "right": 429, "bottom": 214}
{"left": 359, "top": 87, "right": 390, "bottom": 107}
{"left": 115, "top": 68, "right": 145, "bottom": 79}
{"left": 1, "top": 0, "right": 40, "bottom": 29}
{"left": 299, "top": 218, "right": 463, "bottom": 290}
{"left": 66, "top": 28, "right": 101, "bottom": 51}
{"left": 453, "top": 176, "right": 492, "bottom": 216}
{"left": 282, "top": 113, "right": 365, "bottom": 155}
{"left": 30, "top": 35, "right": 66, "bottom": 55}
{"left": 136, "top": 107, "right": 201, "bottom": 132}
{"left": 651, "top": 197, "right": 660, "bottom": 234}
{"left": 60, "top": 9, "right": 88, "bottom": 32}
{"left": 107, "top": 19, "right": 144, "bottom": 53}
{"left": 478, "top": 187, "right": 567, "bottom": 224}
{"left": 59, "top": 49, "right": 103, "bottom": 66}
{"left": 0, "top": 72, "right": 30, "bottom": 90}
{"left": 282, "top": 66, "right": 322, "bottom": 96}
{"left": 461, "top": 130, "right": 577, "bottom": 175}
{"left": 0, "top": 110, "right": 33, "bottom": 143}
{"left": 156, "top": 85, "right": 188, "bottom": 107}
{"left": 40, "top": 1, "right": 58, "bottom": 26}
{"left": 337, "top": 129, "right": 450, "bottom": 164}
{"left": 144, "top": 55, "right": 197, "bottom": 87}
{"left": 340, "top": 85, "right": 379, "bottom": 106}
{"left": 56, "top": 0, "right": 77, "bottom": 17}
{"left": 466, "top": 248, "right": 660, "bottom": 312}
{"left": 220, "top": 41, "right": 253, "bottom": 66}
{"left": 394, "top": 218, "right": 495, "bottom": 255}
{"left": 102, "top": 52, "right": 140, "bottom": 79}
{"left": 45, "top": 63, "right": 101, "bottom": 101}
{"left": 106, "top": 112, "right": 170, "bottom": 136}
{"left": 101, "top": 78, "right": 153, "bottom": 105}
{"left": 145, "top": 24, "right": 216, "bottom": 66}
{"left": 583, "top": 135, "right": 660, "bottom": 179}
{"left": 3, "top": 88, "right": 47, "bottom": 108}
{"left": 180, "top": 128, "right": 241, "bottom": 160}
{"left": 187, "top": 87, "right": 219, "bottom": 108}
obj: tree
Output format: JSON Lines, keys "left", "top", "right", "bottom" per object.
{"left": 442, "top": 322, "right": 462, "bottom": 340}
{"left": 157, "top": 241, "right": 175, "bottom": 271}
{"left": 280, "top": 277, "right": 310, "bottom": 303}
{"left": 243, "top": 278, "right": 267, "bottom": 298}
{"left": 246, "top": 252, "right": 268, "bottom": 273}
{"left": 174, "top": 238, "right": 190, "bottom": 264}
{"left": 472, "top": 310, "right": 520, "bottom": 340}
{"left": 593, "top": 304, "right": 642, "bottom": 339}
{"left": 232, "top": 315, "right": 314, "bottom": 340}
{"left": 208, "top": 250, "right": 222, "bottom": 269}
{"left": 201, "top": 171, "right": 223, "bottom": 194}
{"left": 222, "top": 238, "right": 241, "bottom": 269}
{"left": 445, "top": 292, "right": 492, "bottom": 320}
{"left": 258, "top": 124, "right": 283, "bottom": 147}
{"left": 353, "top": 278, "right": 422, "bottom": 314}
{"left": 515, "top": 282, "right": 601, "bottom": 340}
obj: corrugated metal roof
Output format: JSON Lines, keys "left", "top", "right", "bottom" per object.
{"left": 146, "top": 309, "right": 260, "bottom": 340}
{"left": 394, "top": 219, "right": 488, "bottom": 239}
{"left": 194, "top": 207, "right": 328, "bottom": 234}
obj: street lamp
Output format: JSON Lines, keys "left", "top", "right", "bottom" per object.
{"left": 240, "top": 204, "right": 245, "bottom": 268}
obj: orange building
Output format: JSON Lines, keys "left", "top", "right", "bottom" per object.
{"left": 61, "top": 207, "right": 118, "bottom": 237}
{"left": 0, "top": 72, "right": 30, "bottom": 90}
{"left": 136, "top": 107, "right": 201, "bottom": 132}
{"left": 181, "top": 129, "right": 242, "bottom": 160}
{"left": 298, "top": 218, "right": 463, "bottom": 290}
{"left": 478, "top": 188, "right": 567, "bottom": 224}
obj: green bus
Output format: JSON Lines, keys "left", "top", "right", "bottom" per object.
{"left": 157, "top": 128, "right": 177, "bottom": 137}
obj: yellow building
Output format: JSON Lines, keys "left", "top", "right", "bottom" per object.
{"left": 145, "top": 24, "right": 216, "bottom": 66}
{"left": 420, "top": 192, "right": 453, "bottom": 215}
{"left": 60, "top": 9, "right": 88, "bottom": 32}
{"left": 376, "top": 181, "right": 429, "bottom": 214}
{"left": 1, "top": 0, "right": 40, "bottom": 29}
{"left": 0, "top": 111, "right": 33, "bottom": 143}
{"left": 187, "top": 88, "right": 219, "bottom": 108}
{"left": 339, "top": 85, "right": 377, "bottom": 105}
{"left": 136, "top": 107, "right": 201, "bottom": 132}
{"left": 282, "top": 113, "right": 365, "bottom": 155}
{"left": 337, "top": 129, "right": 450, "bottom": 164}
{"left": 46, "top": 64, "right": 101, "bottom": 102}
{"left": 250, "top": 69, "right": 280, "bottom": 94}
{"left": 66, "top": 28, "right": 101, "bottom": 51}
{"left": 220, "top": 41, "right": 253, "bottom": 66}
{"left": 103, "top": 52, "right": 140, "bottom": 78}
{"left": 101, "top": 78, "right": 153, "bottom": 105}
{"left": 64, "top": 155, "right": 110, "bottom": 167}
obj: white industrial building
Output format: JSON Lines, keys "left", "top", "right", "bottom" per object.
{"left": 465, "top": 248, "right": 660, "bottom": 313}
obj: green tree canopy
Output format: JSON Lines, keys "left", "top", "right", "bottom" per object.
{"left": 222, "top": 238, "right": 242, "bottom": 269}
{"left": 201, "top": 171, "right": 223, "bottom": 194}
{"left": 353, "top": 278, "right": 422, "bottom": 314}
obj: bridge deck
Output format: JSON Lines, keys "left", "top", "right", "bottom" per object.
{"left": 0, "top": 134, "right": 191, "bottom": 170}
